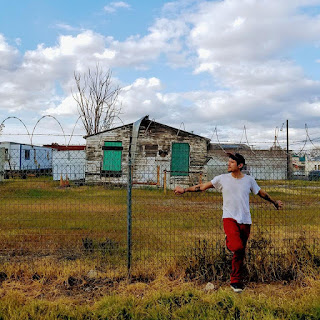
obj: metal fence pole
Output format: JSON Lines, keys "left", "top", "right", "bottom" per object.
{"left": 0, "top": 148, "right": 4, "bottom": 182}
{"left": 127, "top": 158, "right": 132, "bottom": 278}
{"left": 127, "top": 115, "right": 147, "bottom": 278}
{"left": 286, "top": 119, "right": 291, "bottom": 179}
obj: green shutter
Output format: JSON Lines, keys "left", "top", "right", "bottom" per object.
{"left": 171, "top": 143, "right": 190, "bottom": 176}
{"left": 103, "top": 141, "right": 122, "bottom": 172}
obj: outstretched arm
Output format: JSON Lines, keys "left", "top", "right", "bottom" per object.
{"left": 258, "top": 189, "right": 283, "bottom": 210}
{"left": 174, "top": 181, "right": 214, "bottom": 195}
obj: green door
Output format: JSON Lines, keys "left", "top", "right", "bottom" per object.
{"left": 171, "top": 143, "right": 190, "bottom": 176}
{"left": 103, "top": 141, "right": 122, "bottom": 172}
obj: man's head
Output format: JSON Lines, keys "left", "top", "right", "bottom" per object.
{"left": 227, "top": 153, "right": 246, "bottom": 172}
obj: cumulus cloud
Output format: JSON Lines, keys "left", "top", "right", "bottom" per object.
{"left": 0, "top": 34, "right": 20, "bottom": 70}
{"left": 118, "top": 77, "right": 169, "bottom": 121}
{"left": 189, "top": 0, "right": 320, "bottom": 65}
{"left": 44, "top": 95, "right": 78, "bottom": 116}
{"left": 94, "top": 18, "right": 188, "bottom": 68}
{"left": 182, "top": 0, "right": 320, "bottom": 138}
{"left": 0, "top": 14, "right": 188, "bottom": 121}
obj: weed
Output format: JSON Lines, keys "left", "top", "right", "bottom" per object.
{"left": 246, "top": 231, "right": 320, "bottom": 282}
{"left": 180, "top": 239, "right": 232, "bottom": 283}
{"left": 81, "top": 237, "right": 125, "bottom": 260}
{"left": 180, "top": 234, "right": 320, "bottom": 284}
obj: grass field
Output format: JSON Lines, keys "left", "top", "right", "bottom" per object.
{"left": 0, "top": 178, "right": 319, "bottom": 319}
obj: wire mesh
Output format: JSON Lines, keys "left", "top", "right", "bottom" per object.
{"left": 0, "top": 139, "right": 319, "bottom": 281}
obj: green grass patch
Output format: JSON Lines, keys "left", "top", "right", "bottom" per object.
{"left": 0, "top": 284, "right": 319, "bottom": 320}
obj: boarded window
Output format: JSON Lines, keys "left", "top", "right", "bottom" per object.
{"left": 145, "top": 144, "right": 158, "bottom": 157}
{"left": 102, "top": 141, "right": 122, "bottom": 172}
{"left": 171, "top": 143, "right": 190, "bottom": 176}
{"left": 25, "top": 150, "right": 30, "bottom": 160}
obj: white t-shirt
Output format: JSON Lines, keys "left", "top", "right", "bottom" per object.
{"left": 211, "top": 173, "right": 261, "bottom": 224}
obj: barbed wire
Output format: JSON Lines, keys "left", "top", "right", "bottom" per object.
{"left": 239, "top": 125, "right": 256, "bottom": 155}
{"left": 1, "top": 115, "right": 319, "bottom": 152}
{"left": 0, "top": 133, "right": 84, "bottom": 137}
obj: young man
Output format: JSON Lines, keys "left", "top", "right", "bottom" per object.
{"left": 174, "top": 153, "right": 283, "bottom": 293}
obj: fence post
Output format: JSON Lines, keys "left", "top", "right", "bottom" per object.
{"left": 157, "top": 165, "right": 160, "bottom": 186}
{"left": 0, "top": 148, "right": 4, "bottom": 182}
{"left": 163, "top": 170, "right": 167, "bottom": 194}
{"left": 286, "top": 119, "right": 291, "bottom": 180}
{"left": 199, "top": 172, "right": 202, "bottom": 184}
{"left": 127, "top": 115, "right": 146, "bottom": 279}
{"left": 127, "top": 158, "right": 132, "bottom": 278}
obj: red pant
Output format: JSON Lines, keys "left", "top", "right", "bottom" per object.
{"left": 223, "top": 218, "right": 251, "bottom": 284}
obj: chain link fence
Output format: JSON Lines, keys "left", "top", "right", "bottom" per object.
{"left": 0, "top": 134, "right": 319, "bottom": 281}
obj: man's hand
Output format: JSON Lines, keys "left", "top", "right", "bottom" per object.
{"left": 258, "top": 189, "right": 283, "bottom": 210}
{"left": 274, "top": 200, "right": 283, "bottom": 210}
{"left": 174, "top": 186, "right": 185, "bottom": 195}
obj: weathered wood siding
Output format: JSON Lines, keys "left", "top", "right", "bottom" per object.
{"left": 85, "top": 120, "right": 209, "bottom": 187}
{"left": 85, "top": 124, "right": 132, "bottom": 184}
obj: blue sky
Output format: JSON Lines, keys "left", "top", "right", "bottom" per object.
{"left": 1, "top": 0, "right": 320, "bottom": 149}
{"left": 0, "top": 1, "right": 168, "bottom": 49}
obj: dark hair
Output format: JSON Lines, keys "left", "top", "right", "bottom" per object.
{"left": 227, "top": 152, "right": 246, "bottom": 169}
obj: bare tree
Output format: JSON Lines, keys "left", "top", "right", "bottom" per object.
{"left": 72, "top": 64, "right": 121, "bottom": 135}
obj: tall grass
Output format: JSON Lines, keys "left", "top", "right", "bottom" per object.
{"left": 179, "top": 232, "right": 320, "bottom": 284}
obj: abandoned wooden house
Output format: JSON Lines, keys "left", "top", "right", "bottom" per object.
{"left": 84, "top": 115, "right": 210, "bottom": 188}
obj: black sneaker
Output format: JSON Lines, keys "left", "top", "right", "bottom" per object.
{"left": 230, "top": 283, "right": 244, "bottom": 293}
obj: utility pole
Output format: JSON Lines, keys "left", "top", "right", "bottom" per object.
{"left": 286, "top": 119, "right": 290, "bottom": 180}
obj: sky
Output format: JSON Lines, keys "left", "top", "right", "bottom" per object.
{"left": 1, "top": 0, "right": 320, "bottom": 151}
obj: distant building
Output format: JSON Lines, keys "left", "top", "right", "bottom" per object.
{"left": 44, "top": 144, "right": 86, "bottom": 181}
{"left": 0, "top": 141, "right": 52, "bottom": 178}
{"left": 206, "top": 145, "right": 288, "bottom": 180}
{"left": 292, "top": 154, "right": 320, "bottom": 177}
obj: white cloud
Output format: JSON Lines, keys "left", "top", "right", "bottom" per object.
{"left": 15, "top": 38, "right": 21, "bottom": 46}
{"left": 104, "top": 1, "right": 130, "bottom": 13}
{"left": 177, "top": 0, "right": 320, "bottom": 137}
{"left": 298, "top": 101, "right": 320, "bottom": 117}
{"left": 1, "top": 1, "right": 320, "bottom": 147}
{"left": 94, "top": 49, "right": 116, "bottom": 59}
{"left": 97, "top": 18, "right": 188, "bottom": 68}
{"left": 0, "top": 34, "right": 20, "bottom": 70}
{"left": 113, "top": 1, "right": 130, "bottom": 9}
{"left": 55, "top": 23, "right": 79, "bottom": 32}
{"left": 44, "top": 95, "right": 78, "bottom": 116}
{"left": 119, "top": 77, "right": 168, "bottom": 121}
{"left": 189, "top": 0, "right": 320, "bottom": 64}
